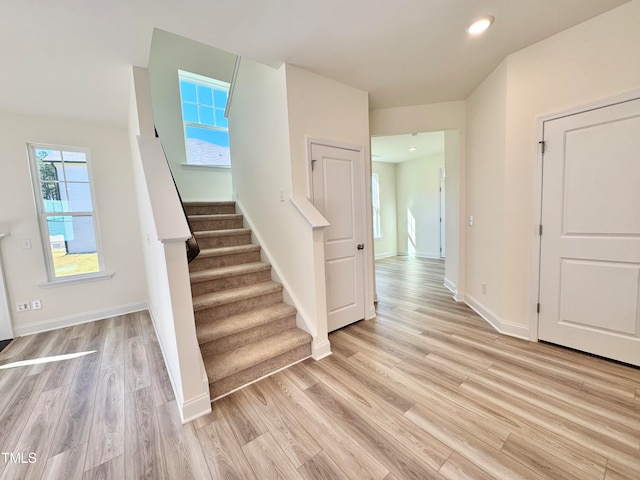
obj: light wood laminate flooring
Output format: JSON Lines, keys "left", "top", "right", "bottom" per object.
{"left": 1, "top": 256, "right": 639, "bottom": 479}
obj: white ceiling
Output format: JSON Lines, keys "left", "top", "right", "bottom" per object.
{"left": 372, "top": 132, "right": 444, "bottom": 164}
{"left": 0, "top": 0, "right": 630, "bottom": 127}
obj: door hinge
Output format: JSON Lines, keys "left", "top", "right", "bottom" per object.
{"left": 539, "top": 224, "right": 543, "bottom": 236}
{"left": 538, "top": 141, "right": 546, "bottom": 153}
{"left": 311, "top": 159, "right": 317, "bottom": 171}
{"left": 536, "top": 303, "right": 540, "bottom": 313}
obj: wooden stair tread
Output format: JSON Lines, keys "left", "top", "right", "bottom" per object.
{"left": 190, "top": 262, "right": 271, "bottom": 284}
{"left": 204, "top": 328, "right": 312, "bottom": 383}
{"left": 192, "top": 281, "right": 282, "bottom": 311}
{"left": 197, "top": 303, "right": 297, "bottom": 345}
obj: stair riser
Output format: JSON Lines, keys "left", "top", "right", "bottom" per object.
{"left": 189, "top": 251, "right": 262, "bottom": 271}
{"left": 190, "top": 218, "right": 244, "bottom": 231}
{"left": 190, "top": 270, "right": 272, "bottom": 296}
{"left": 195, "top": 291, "right": 283, "bottom": 323}
{"left": 200, "top": 315, "right": 297, "bottom": 355}
{"left": 210, "top": 343, "right": 311, "bottom": 399}
{"left": 196, "top": 233, "right": 251, "bottom": 249}
{"left": 185, "top": 205, "right": 236, "bottom": 216}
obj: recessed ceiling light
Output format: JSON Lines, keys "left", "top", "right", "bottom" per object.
{"left": 467, "top": 15, "right": 494, "bottom": 35}
{"left": 408, "top": 147, "right": 417, "bottom": 152}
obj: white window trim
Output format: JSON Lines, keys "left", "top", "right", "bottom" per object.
{"left": 27, "top": 143, "right": 107, "bottom": 284}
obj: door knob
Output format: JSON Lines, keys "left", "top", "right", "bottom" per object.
{"left": 357, "top": 244, "right": 364, "bottom": 250}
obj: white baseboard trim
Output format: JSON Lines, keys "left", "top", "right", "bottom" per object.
{"left": 147, "top": 307, "right": 211, "bottom": 424}
{"left": 146, "top": 307, "right": 183, "bottom": 420}
{"left": 312, "top": 339, "right": 332, "bottom": 360}
{"left": 444, "top": 279, "right": 465, "bottom": 303}
{"left": 443, "top": 278, "right": 457, "bottom": 295}
{"left": 181, "top": 392, "right": 212, "bottom": 424}
{"left": 375, "top": 251, "right": 398, "bottom": 260}
{"left": 13, "top": 301, "right": 148, "bottom": 337}
{"left": 464, "top": 294, "right": 530, "bottom": 340}
{"left": 236, "top": 200, "right": 316, "bottom": 337}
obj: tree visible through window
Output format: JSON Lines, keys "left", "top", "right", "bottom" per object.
{"left": 179, "top": 70, "right": 231, "bottom": 167}
{"left": 29, "top": 145, "right": 103, "bottom": 280}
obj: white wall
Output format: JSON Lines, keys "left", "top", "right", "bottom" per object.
{"left": 228, "top": 58, "right": 333, "bottom": 354}
{"left": 372, "top": 161, "right": 397, "bottom": 259}
{"left": 0, "top": 112, "right": 147, "bottom": 335}
{"left": 129, "top": 67, "right": 210, "bottom": 422}
{"left": 465, "top": 0, "right": 640, "bottom": 337}
{"left": 370, "top": 101, "right": 465, "bottom": 297}
{"left": 443, "top": 129, "right": 461, "bottom": 297}
{"left": 465, "top": 60, "right": 507, "bottom": 322}
{"left": 284, "top": 64, "right": 375, "bottom": 321}
{"left": 148, "top": 28, "right": 236, "bottom": 201}
{"left": 229, "top": 60, "right": 371, "bottom": 357}
{"left": 395, "top": 154, "right": 444, "bottom": 259}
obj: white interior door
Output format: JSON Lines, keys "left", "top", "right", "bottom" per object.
{"left": 538, "top": 97, "right": 640, "bottom": 366}
{"left": 311, "top": 143, "right": 366, "bottom": 332}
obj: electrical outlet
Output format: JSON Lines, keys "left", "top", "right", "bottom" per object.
{"left": 22, "top": 238, "right": 32, "bottom": 249}
{"left": 482, "top": 282, "right": 487, "bottom": 294}
{"left": 31, "top": 300, "right": 42, "bottom": 310}
{"left": 16, "top": 302, "right": 30, "bottom": 312}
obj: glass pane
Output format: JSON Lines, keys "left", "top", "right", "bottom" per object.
{"left": 185, "top": 126, "right": 231, "bottom": 166}
{"left": 42, "top": 188, "right": 69, "bottom": 212}
{"left": 62, "top": 151, "right": 87, "bottom": 163}
{"left": 66, "top": 182, "right": 93, "bottom": 212}
{"left": 215, "top": 109, "right": 228, "bottom": 128}
{"left": 213, "top": 89, "right": 228, "bottom": 108}
{"left": 62, "top": 161, "right": 88, "bottom": 182}
{"left": 180, "top": 81, "right": 197, "bottom": 103}
{"left": 197, "top": 85, "right": 213, "bottom": 106}
{"left": 35, "top": 148, "right": 61, "bottom": 162}
{"left": 199, "top": 106, "right": 214, "bottom": 126}
{"left": 38, "top": 157, "right": 64, "bottom": 182}
{"left": 46, "top": 215, "right": 99, "bottom": 277}
{"left": 182, "top": 102, "right": 199, "bottom": 123}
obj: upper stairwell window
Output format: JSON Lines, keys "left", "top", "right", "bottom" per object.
{"left": 179, "top": 70, "right": 231, "bottom": 168}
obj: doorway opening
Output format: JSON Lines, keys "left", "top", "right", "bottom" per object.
{"left": 370, "top": 131, "right": 446, "bottom": 261}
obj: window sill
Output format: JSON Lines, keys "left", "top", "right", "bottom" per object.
{"left": 39, "top": 271, "right": 114, "bottom": 289}
{"left": 181, "top": 163, "right": 231, "bottom": 171}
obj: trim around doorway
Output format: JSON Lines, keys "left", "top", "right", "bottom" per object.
{"left": 529, "top": 88, "right": 640, "bottom": 342}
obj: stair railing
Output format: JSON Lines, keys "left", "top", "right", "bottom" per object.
{"left": 155, "top": 128, "right": 200, "bottom": 263}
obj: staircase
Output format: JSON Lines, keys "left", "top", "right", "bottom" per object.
{"left": 184, "top": 201, "right": 312, "bottom": 400}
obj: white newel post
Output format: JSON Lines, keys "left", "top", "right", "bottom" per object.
{"left": 0, "top": 232, "right": 14, "bottom": 341}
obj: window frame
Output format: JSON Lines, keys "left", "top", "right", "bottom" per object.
{"left": 27, "top": 143, "right": 106, "bottom": 284}
{"left": 178, "top": 70, "right": 231, "bottom": 168}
